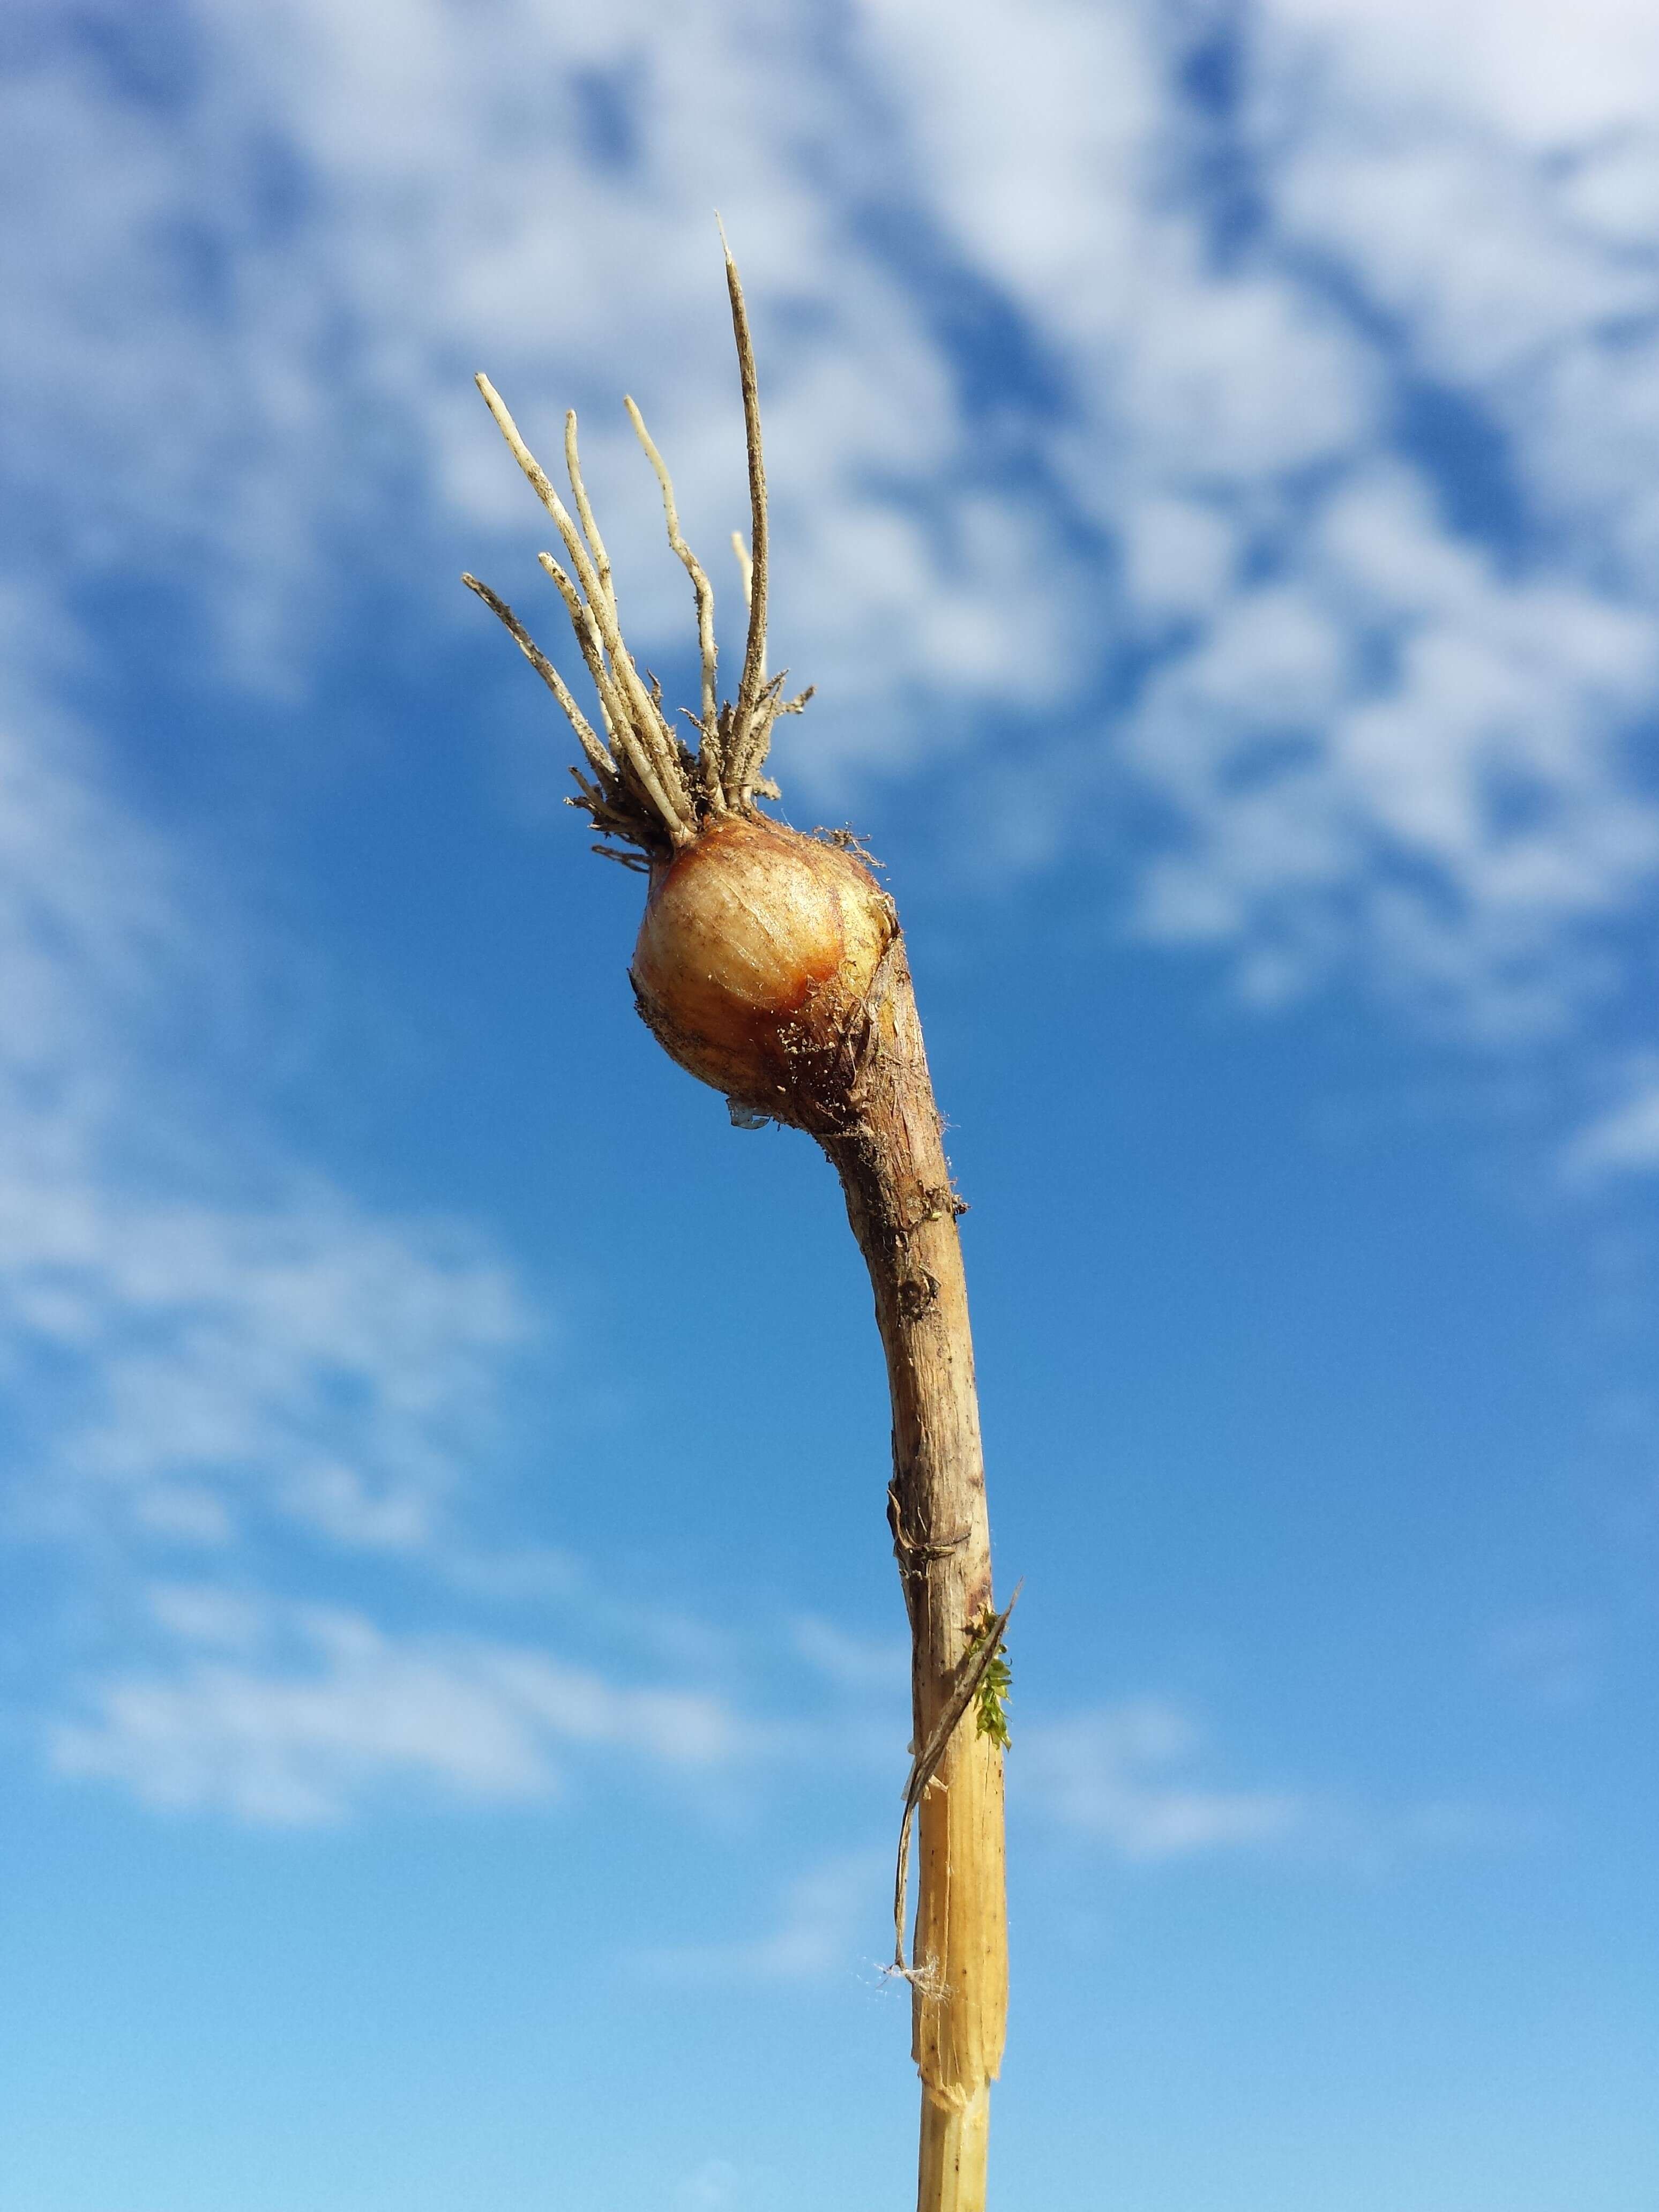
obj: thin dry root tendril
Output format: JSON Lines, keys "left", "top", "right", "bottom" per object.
{"left": 534, "top": 549, "right": 683, "bottom": 841}
{"left": 460, "top": 574, "right": 614, "bottom": 780}
{"left": 471, "top": 372, "right": 692, "bottom": 847}
{"left": 720, "top": 222, "right": 771, "bottom": 780}
{"left": 890, "top": 1588, "right": 1019, "bottom": 1981}
{"left": 463, "top": 240, "right": 795, "bottom": 854}
{"left": 564, "top": 409, "right": 617, "bottom": 624}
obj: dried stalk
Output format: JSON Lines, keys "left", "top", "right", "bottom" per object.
{"left": 464, "top": 238, "right": 1010, "bottom": 2212}
{"left": 824, "top": 947, "right": 1009, "bottom": 2206}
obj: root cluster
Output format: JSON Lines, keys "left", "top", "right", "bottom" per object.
{"left": 462, "top": 241, "right": 812, "bottom": 864}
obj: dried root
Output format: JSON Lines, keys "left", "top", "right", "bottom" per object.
{"left": 462, "top": 237, "right": 811, "bottom": 857}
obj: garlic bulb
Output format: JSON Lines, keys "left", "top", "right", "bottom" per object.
{"left": 631, "top": 815, "right": 894, "bottom": 1123}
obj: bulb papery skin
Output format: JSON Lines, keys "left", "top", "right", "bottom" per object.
{"left": 630, "top": 814, "right": 895, "bottom": 1126}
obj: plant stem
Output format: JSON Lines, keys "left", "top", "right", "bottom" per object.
{"left": 821, "top": 931, "right": 1006, "bottom": 2212}
{"left": 465, "top": 245, "right": 1008, "bottom": 2210}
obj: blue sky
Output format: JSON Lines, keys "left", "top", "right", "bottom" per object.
{"left": 2, "top": 1, "right": 1657, "bottom": 2206}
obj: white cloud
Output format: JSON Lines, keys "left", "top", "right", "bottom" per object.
{"left": 1482, "top": 1610, "right": 1604, "bottom": 1709}
{"left": 1120, "top": 497, "right": 1240, "bottom": 623}
{"left": 0, "top": 659, "right": 545, "bottom": 1790}
{"left": 8, "top": 0, "right": 1659, "bottom": 1823}
{"left": 8, "top": 1178, "right": 533, "bottom": 1555}
{"left": 1271, "top": 0, "right": 1659, "bottom": 145}
{"left": 1, "top": 0, "right": 1088, "bottom": 739}
{"left": 0, "top": 669, "right": 863, "bottom": 1828}
{"left": 859, "top": 2, "right": 1659, "bottom": 1033}
{"left": 10, "top": 0, "right": 1659, "bottom": 1053}
{"left": 1126, "top": 462, "right": 1659, "bottom": 1032}
{"left": 1020, "top": 1699, "right": 1304, "bottom": 1859}
{"left": 0, "top": 422, "right": 540, "bottom": 1672}
{"left": 676, "top": 2161, "right": 743, "bottom": 2211}
{"left": 634, "top": 1848, "right": 890, "bottom": 1984}
{"left": 790, "top": 1615, "right": 908, "bottom": 1697}
{"left": 1019, "top": 1697, "right": 1529, "bottom": 1874}
{"left": 148, "top": 1582, "right": 269, "bottom": 1651}
{"left": 1565, "top": 1059, "right": 1659, "bottom": 1178}
{"left": 52, "top": 1593, "right": 758, "bottom": 1824}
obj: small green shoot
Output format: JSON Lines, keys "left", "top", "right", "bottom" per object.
{"left": 967, "top": 1610, "right": 1013, "bottom": 1750}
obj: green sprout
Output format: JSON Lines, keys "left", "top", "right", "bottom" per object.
{"left": 967, "top": 1612, "right": 1013, "bottom": 1750}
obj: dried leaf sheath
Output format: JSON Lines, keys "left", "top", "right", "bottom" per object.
{"left": 464, "top": 243, "right": 1007, "bottom": 2212}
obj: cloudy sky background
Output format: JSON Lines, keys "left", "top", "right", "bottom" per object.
{"left": 2, "top": 2, "right": 1657, "bottom": 2206}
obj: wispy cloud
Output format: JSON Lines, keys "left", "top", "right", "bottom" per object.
{"left": 51, "top": 1589, "right": 761, "bottom": 1824}
{"left": 681, "top": 2158, "right": 748, "bottom": 2212}
{"left": 873, "top": 1, "right": 1659, "bottom": 1036}
{"left": 8, "top": 1175, "right": 534, "bottom": 1553}
{"left": 0, "top": 691, "right": 539, "bottom": 1607}
{"left": 633, "top": 1848, "right": 891, "bottom": 1985}
{"left": 1565, "top": 1059, "right": 1659, "bottom": 1179}
{"left": 0, "top": 657, "right": 544, "bottom": 1785}
{"left": 789, "top": 1614, "right": 909, "bottom": 1698}
{"left": 625, "top": 1683, "right": 1516, "bottom": 1990}
{"left": 6, "top": 0, "right": 1659, "bottom": 1829}
{"left": 1020, "top": 1696, "right": 1530, "bottom": 1877}
{"left": 9, "top": 0, "right": 1659, "bottom": 1057}
{"left": 1482, "top": 1609, "right": 1605, "bottom": 1710}
{"left": 1020, "top": 1698, "right": 1304, "bottom": 1858}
